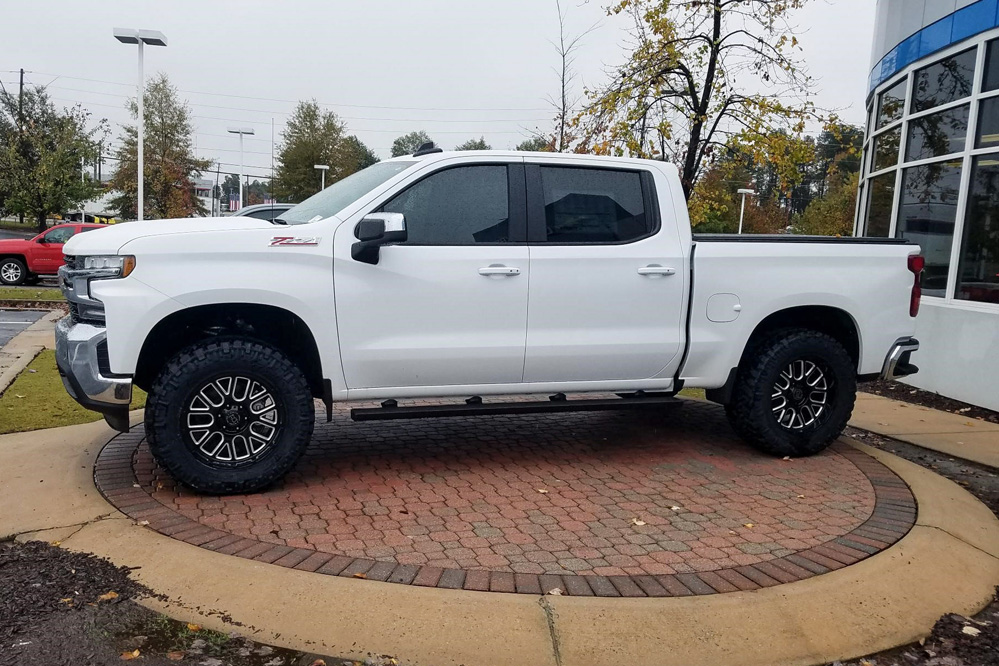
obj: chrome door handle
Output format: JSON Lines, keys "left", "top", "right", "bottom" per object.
{"left": 479, "top": 265, "right": 521, "bottom": 277}
{"left": 638, "top": 265, "right": 676, "bottom": 276}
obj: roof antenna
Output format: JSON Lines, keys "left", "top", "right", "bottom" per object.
{"left": 413, "top": 141, "right": 443, "bottom": 157}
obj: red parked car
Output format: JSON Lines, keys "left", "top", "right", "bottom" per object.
{"left": 0, "top": 223, "right": 106, "bottom": 285}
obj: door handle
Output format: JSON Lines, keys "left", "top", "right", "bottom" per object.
{"left": 479, "top": 265, "right": 521, "bottom": 277}
{"left": 638, "top": 265, "right": 676, "bottom": 276}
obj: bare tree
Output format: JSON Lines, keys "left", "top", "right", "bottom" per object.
{"left": 548, "top": 0, "right": 598, "bottom": 152}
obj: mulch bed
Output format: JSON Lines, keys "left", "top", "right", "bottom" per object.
{"left": 860, "top": 379, "right": 999, "bottom": 424}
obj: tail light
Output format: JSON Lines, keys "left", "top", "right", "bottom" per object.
{"left": 908, "top": 254, "right": 925, "bottom": 317}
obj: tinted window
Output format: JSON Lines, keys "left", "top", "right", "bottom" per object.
{"left": 956, "top": 154, "right": 999, "bottom": 304}
{"left": 539, "top": 167, "right": 649, "bottom": 243}
{"left": 897, "top": 159, "right": 963, "bottom": 297}
{"left": 245, "top": 208, "right": 279, "bottom": 220}
{"left": 864, "top": 172, "right": 896, "bottom": 237}
{"left": 78, "top": 226, "right": 101, "bottom": 233}
{"left": 911, "top": 48, "right": 976, "bottom": 113}
{"left": 976, "top": 97, "right": 999, "bottom": 149}
{"left": 43, "top": 227, "right": 76, "bottom": 244}
{"left": 876, "top": 78, "right": 907, "bottom": 129}
{"left": 985, "top": 39, "right": 999, "bottom": 93}
{"left": 381, "top": 165, "right": 510, "bottom": 245}
{"left": 905, "top": 104, "right": 969, "bottom": 161}
{"left": 871, "top": 126, "right": 901, "bottom": 172}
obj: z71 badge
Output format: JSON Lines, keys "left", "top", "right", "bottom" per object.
{"left": 269, "top": 236, "right": 322, "bottom": 246}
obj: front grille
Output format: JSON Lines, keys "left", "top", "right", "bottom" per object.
{"left": 63, "top": 255, "right": 78, "bottom": 270}
{"left": 96, "top": 340, "right": 112, "bottom": 376}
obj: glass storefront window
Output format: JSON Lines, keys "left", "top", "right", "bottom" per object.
{"left": 905, "top": 104, "right": 969, "bottom": 161}
{"left": 864, "top": 172, "right": 896, "bottom": 237}
{"left": 911, "top": 48, "right": 976, "bottom": 113}
{"left": 976, "top": 97, "right": 999, "bottom": 149}
{"left": 897, "top": 160, "right": 963, "bottom": 297}
{"left": 985, "top": 39, "right": 999, "bottom": 93}
{"left": 871, "top": 126, "right": 901, "bottom": 172}
{"left": 956, "top": 155, "right": 999, "bottom": 304}
{"left": 876, "top": 78, "right": 907, "bottom": 129}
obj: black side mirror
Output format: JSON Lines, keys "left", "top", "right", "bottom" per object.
{"left": 352, "top": 213, "right": 407, "bottom": 264}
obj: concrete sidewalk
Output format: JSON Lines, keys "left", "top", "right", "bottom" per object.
{"left": 851, "top": 392, "right": 999, "bottom": 468}
{"left": 0, "top": 309, "right": 60, "bottom": 396}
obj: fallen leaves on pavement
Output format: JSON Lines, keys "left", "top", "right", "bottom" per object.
{"left": 120, "top": 649, "right": 140, "bottom": 660}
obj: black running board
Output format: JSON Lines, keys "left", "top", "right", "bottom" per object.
{"left": 350, "top": 394, "right": 682, "bottom": 422}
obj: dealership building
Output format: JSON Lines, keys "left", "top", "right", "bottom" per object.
{"left": 857, "top": 0, "right": 999, "bottom": 409}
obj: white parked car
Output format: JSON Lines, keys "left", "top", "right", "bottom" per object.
{"left": 56, "top": 150, "right": 923, "bottom": 493}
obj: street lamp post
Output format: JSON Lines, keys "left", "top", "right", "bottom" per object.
{"left": 227, "top": 127, "right": 255, "bottom": 211}
{"left": 113, "top": 28, "right": 167, "bottom": 222}
{"left": 737, "top": 188, "right": 757, "bottom": 235}
{"left": 314, "top": 164, "right": 330, "bottom": 191}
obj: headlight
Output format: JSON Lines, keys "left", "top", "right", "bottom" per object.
{"left": 81, "top": 255, "right": 136, "bottom": 278}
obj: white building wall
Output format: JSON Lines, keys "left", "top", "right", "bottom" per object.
{"left": 905, "top": 302, "right": 999, "bottom": 410}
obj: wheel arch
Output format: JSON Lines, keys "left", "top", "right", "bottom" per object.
{"left": 134, "top": 303, "right": 324, "bottom": 397}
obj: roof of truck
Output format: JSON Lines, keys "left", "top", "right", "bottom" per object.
{"left": 386, "top": 150, "right": 679, "bottom": 174}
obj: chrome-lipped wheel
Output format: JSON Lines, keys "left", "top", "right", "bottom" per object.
{"left": 1, "top": 261, "right": 22, "bottom": 283}
{"left": 184, "top": 376, "right": 280, "bottom": 464}
{"left": 771, "top": 359, "right": 830, "bottom": 430}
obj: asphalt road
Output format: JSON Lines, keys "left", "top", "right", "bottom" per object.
{"left": 0, "top": 310, "right": 44, "bottom": 347}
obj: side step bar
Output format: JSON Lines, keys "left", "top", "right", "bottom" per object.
{"left": 350, "top": 393, "right": 682, "bottom": 422}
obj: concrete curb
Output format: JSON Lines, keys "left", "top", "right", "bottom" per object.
{"left": 0, "top": 309, "right": 61, "bottom": 397}
{"left": 3, "top": 424, "right": 998, "bottom": 666}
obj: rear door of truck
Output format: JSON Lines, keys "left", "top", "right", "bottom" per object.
{"left": 521, "top": 160, "right": 687, "bottom": 383}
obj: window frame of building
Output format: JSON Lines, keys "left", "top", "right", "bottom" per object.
{"left": 857, "top": 29, "right": 999, "bottom": 312}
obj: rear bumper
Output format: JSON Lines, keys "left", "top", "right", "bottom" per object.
{"left": 54, "top": 316, "right": 132, "bottom": 432}
{"left": 880, "top": 337, "right": 920, "bottom": 381}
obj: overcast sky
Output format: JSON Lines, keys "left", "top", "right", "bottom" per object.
{"left": 2, "top": 0, "right": 876, "bottom": 178}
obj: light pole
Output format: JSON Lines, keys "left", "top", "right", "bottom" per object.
{"left": 113, "top": 28, "right": 167, "bottom": 222}
{"left": 227, "top": 127, "right": 255, "bottom": 210}
{"left": 737, "top": 188, "right": 757, "bottom": 234}
{"left": 314, "top": 164, "right": 330, "bottom": 192}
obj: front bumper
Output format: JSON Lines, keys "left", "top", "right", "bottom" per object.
{"left": 880, "top": 337, "right": 920, "bottom": 381}
{"left": 54, "top": 316, "right": 132, "bottom": 432}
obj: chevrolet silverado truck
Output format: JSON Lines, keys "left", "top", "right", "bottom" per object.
{"left": 0, "top": 223, "right": 104, "bottom": 285}
{"left": 55, "top": 149, "right": 923, "bottom": 494}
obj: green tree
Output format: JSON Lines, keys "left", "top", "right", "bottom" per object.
{"left": 0, "top": 87, "right": 106, "bottom": 230}
{"left": 391, "top": 131, "right": 434, "bottom": 157}
{"left": 343, "top": 135, "right": 379, "bottom": 171}
{"left": 454, "top": 136, "right": 491, "bottom": 151}
{"left": 794, "top": 169, "right": 860, "bottom": 237}
{"left": 576, "top": 0, "right": 820, "bottom": 199}
{"left": 516, "top": 136, "right": 552, "bottom": 152}
{"left": 109, "top": 73, "right": 211, "bottom": 219}
{"left": 273, "top": 100, "right": 358, "bottom": 203}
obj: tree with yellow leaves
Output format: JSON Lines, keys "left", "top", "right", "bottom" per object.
{"left": 575, "top": 0, "right": 821, "bottom": 200}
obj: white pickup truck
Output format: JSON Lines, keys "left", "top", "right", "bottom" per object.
{"left": 56, "top": 149, "right": 923, "bottom": 493}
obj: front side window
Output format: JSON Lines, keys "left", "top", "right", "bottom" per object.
{"left": 896, "top": 159, "right": 963, "bottom": 297}
{"left": 538, "top": 167, "right": 649, "bottom": 243}
{"left": 864, "top": 172, "right": 896, "bottom": 237}
{"left": 905, "top": 104, "right": 969, "bottom": 162}
{"left": 42, "top": 227, "right": 76, "bottom": 244}
{"left": 910, "top": 48, "right": 976, "bottom": 113}
{"left": 381, "top": 165, "right": 510, "bottom": 245}
{"left": 956, "top": 155, "right": 999, "bottom": 303}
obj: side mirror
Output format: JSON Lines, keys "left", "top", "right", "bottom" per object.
{"left": 352, "top": 213, "right": 407, "bottom": 264}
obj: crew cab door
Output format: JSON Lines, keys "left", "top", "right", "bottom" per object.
{"left": 334, "top": 159, "right": 530, "bottom": 390}
{"left": 522, "top": 163, "right": 686, "bottom": 382}
{"left": 31, "top": 225, "right": 78, "bottom": 273}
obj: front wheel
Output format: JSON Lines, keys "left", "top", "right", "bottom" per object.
{"left": 145, "top": 338, "right": 314, "bottom": 494}
{"left": 0, "top": 257, "right": 27, "bottom": 285}
{"left": 726, "top": 330, "right": 856, "bottom": 457}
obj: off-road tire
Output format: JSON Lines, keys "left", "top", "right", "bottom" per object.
{"left": 726, "top": 329, "right": 856, "bottom": 457}
{"left": 145, "top": 338, "right": 314, "bottom": 494}
{"left": 0, "top": 257, "right": 27, "bottom": 285}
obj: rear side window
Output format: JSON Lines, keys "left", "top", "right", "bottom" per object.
{"left": 538, "top": 167, "right": 650, "bottom": 243}
{"left": 381, "top": 165, "right": 510, "bottom": 245}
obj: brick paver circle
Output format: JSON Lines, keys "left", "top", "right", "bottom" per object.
{"left": 96, "top": 399, "right": 916, "bottom": 596}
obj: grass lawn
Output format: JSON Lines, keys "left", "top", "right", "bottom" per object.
{"left": 678, "top": 387, "right": 706, "bottom": 400}
{"left": 0, "top": 350, "right": 146, "bottom": 435}
{"left": 0, "top": 286, "right": 64, "bottom": 301}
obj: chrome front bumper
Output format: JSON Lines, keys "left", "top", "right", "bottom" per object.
{"left": 880, "top": 337, "right": 920, "bottom": 381}
{"left": 54, "top": 316, "right": 132, "bottom": 432}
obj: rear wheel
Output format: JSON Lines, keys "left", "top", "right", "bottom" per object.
{"left": 726, "top": 329, "right": 856, "bottom": 457}
{"left": 0, "top": 258, "right": 27, "bottom": 285}
{"left": 145, "top": 338, "right": 314, "bottom": 494}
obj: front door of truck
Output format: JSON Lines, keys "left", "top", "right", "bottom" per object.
{"left": 334, "top": 160, "right": 530, "bottom": 390}
{"left": 522, "top": 163, "right": 686, "bottom": 383}
{"left": 32, "top": 225, "right": 77, "bottom": 274}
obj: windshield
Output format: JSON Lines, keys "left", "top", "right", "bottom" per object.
{"left": 279, "top": 161, "right": 417, "bottom": 225}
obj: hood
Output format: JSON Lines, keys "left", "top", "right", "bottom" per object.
{"left": 64, "top": 217, "right": 274, "bottom": 255}
{"left": 0, "top": 236, "right": 35, "bottom": 251}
